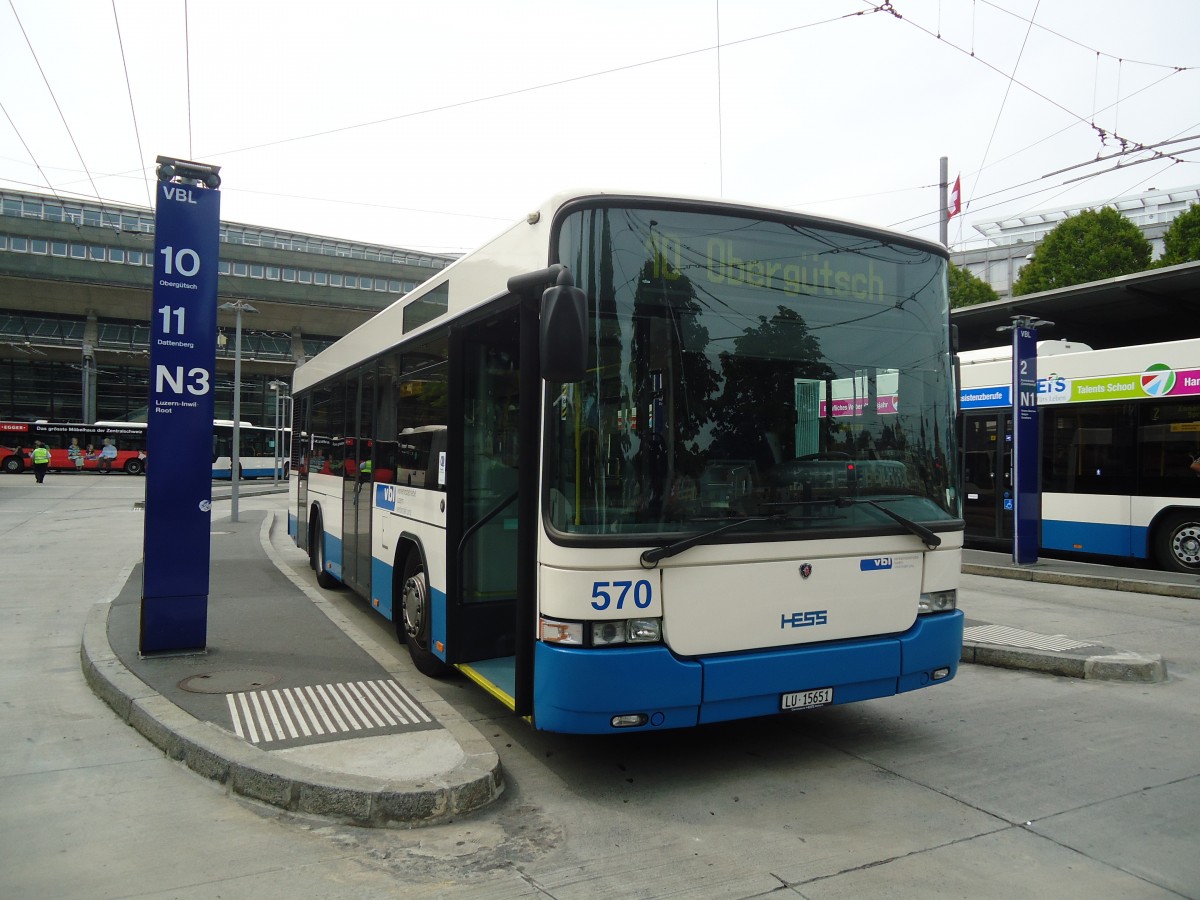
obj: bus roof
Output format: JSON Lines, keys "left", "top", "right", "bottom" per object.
{"left": 292, "top": 190, "right": 950, "bottom": 395}
{"left": 958, "top": 340, "right": 1094, "bottom": 365}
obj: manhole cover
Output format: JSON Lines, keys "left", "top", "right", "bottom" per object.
{"left": 179, "top": 669, "right": 280, "bottom": 694}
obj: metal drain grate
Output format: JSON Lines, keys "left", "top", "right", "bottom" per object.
{"left": 225, "top": 679, "right": 434, "bottom": 748}
{"left": 964, "top": 624, "right": 1099, "bottom": 652}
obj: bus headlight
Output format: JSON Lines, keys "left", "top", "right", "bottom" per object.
{"left": 540, "top": 616, "right": 663, "bottom": 647}
{"left": 626, "top": 618, "right": 662, "bottom": 643}
{"left": 918, "top": 589, "right": 957, "bottom": 614}
{"left": 592, "top": 618, "right": 662, "bottom": 646}
{"left": 540, "top": 617, "right": 584, "bottom": 645}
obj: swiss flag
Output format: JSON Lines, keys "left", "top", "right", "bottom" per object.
{"left": 947, "top": 175, "right": 962, "bottom": 220}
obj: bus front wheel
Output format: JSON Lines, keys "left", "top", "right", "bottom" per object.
{"left": 399, "top": 549, "right": 449, "bottom": 677}
{"left": 2, "top": 456, "right": 23, "bottom": 474}
{"left": 1154, "top": 511, "right": 1200, "bottom": 573}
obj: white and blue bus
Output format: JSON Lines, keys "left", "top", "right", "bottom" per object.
{"left": 211, "top": 420, "right": 292, "bottom": 480}
{"left": 959, "top": 337, "right": 1200, "bottom": 571}
{"left": 289, "top": 190, "right": 964, "bottom": 734}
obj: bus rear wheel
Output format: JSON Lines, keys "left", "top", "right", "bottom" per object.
{"left": 399, "top": 548, "right": 449, "bottom": 677}
{"left": 2, "top": 456, "right": 23, "bottom": 474}
{"left": 1154, "top": 511, "right": 1200, "bottom": 573}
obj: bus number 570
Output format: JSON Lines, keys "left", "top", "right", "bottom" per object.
{"left": 591, "top": 580, "right": 653, "bottom": 611}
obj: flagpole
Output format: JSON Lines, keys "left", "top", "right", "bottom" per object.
{"left": 939, "top": 156, "right": 949, "bottom": 248}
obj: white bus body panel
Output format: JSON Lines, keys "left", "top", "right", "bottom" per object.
{"left": 660, "top": 552, "right": 921, "bottom": 657}
{"left": 537, "top": 531, "right": 959, "bottom": 656}
{"left": 372, "top": 485, "right": 448, "bottom": 596}
{"left": 960, "top": 337, "right": 1200, "bottom": 395}
{"left": 308, "top": 472, "right": 343, "bottom": 541}
{"left": 1042, "top": 493, "right": 1130, "bottom": 528}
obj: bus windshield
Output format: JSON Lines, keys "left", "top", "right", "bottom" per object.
{"left": 547, "top": 204, "right": 959, "bottom": 538}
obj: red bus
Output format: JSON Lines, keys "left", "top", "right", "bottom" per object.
{"left": 0, "top": 421, "right": 148, "bottom": 475}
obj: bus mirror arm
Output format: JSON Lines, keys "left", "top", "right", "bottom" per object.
{"left": 507, "top": 264, "right": 566, "bottom": 300}
{"left": 539, "top": 269, "right": 589, "bottom": 384}
{"left": 507, "top": 264, "right": 589, "bottom": 382}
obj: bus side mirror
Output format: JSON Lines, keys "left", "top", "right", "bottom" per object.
{"left": 539, "top": 274, "right": 588, "bottom": 383}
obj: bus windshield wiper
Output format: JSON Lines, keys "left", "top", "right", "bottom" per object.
{"left": 834, "top": 497, "right": 942, "bottom": 550}
{"left": 640, "top": 514, "right": 788, "bottom": 568}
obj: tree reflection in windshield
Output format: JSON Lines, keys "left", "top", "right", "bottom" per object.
{"left": 547, "top": 204, "right": 958, "bottom": 538}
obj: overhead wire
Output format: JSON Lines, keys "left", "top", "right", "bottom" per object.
{"left": 6, "top": 0, "right": 107, "bottom": 212}
{"left": 875, "top": 0, "right": 1193, "bottom": 161}
{"left": 862, "top": 0, "right": 1198, "bottom": 243}
{"left": 111, "top": 0, "right": 152, "bottom": 208}
{"left": 5, "top": 0, "right": 1194, "bottom": 252}
{"left": 715, "top": 0, "right": 724, "bottom": 198}
{"left": 965, "top": 0, "right": 1041, "bottom": 245}
{"left": 201, "top": 4, "right": 896, "bottom": 160}
{"left": 979, "top": 0, "right": 1192, "bottom": 70}
{"left": 0, "top": 100, "right": 67, "bottom": 205}
{"left": 184, "top": 0, "right": 193, "bottom": 159}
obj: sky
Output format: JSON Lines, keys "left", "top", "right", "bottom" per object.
{"left": 1, "top": 0, "right": 1198, "bottom": 256}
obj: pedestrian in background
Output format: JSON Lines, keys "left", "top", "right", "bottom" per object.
{"left": 68, "top": 437, "right": 85, "bottom": 472}
{"left": 98, "top": 438, "right": 117, "bottom": 474}
{"left": 30, "top": 440, "right": 50, "bottom": 484}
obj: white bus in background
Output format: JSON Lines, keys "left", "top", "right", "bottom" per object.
{"left": 289, "top": 190, "right": 964, "bottom": 734}
{"left": 958, "top": 337, "right": 1200, "bottom": 571}
{"left": 211, "top": 420, "right": 291, "bottom": 480}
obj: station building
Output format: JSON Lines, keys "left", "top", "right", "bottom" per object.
{"left": 0, "top": 189, "right": 457, "bottom": 426}
{"left": 950, "top": 183, "right": 1200, "bottom": 298}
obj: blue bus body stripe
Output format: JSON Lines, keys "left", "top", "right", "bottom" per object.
{"left": 431, "top": 587, "right": 447, "bottom": 661}
{"left": 1041, "top": 519, "right": 1148, "bottom": 559}
{"left": 530, "top": 611, "right": 963, "bottom": 734}
{"left": 371, "top": 557, "right": 394, "bottom": 619}
{"left": 323, "top": 532, "right": 344, "bottom": 581}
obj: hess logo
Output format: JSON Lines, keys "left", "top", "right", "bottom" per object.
{"left": 781, "top": 610, "right": 828, "bottom": 629}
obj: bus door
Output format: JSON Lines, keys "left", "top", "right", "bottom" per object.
{"left": 295, "top": 428, "right": 309, "bottom": 551}
{"left": 341, "top": 369, "right": 375, "bottom": 596}
{"left": 446, "top": 307, "right": 523, "bottom": 698}
{"left": 962, "top": 411, "right": 1014, "bottom": 543}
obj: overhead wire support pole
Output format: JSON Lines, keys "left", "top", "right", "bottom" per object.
{"left": 939, "top": 156, "right": 949, "bottom": 248}
{"left": 218, "top": 299, "right": 258, "bottom": 522}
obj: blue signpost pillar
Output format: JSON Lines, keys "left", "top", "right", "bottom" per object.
{"left": 140, "top": 157, "right": 222, "bottom": 655}
{"left": 1010, "top": 315, "right": 1049, "bottom": 566}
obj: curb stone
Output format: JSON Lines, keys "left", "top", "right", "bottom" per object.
{"left": 80, "top": 600, "right": 504, "bottom": 828}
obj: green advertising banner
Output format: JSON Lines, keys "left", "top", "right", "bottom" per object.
{"left": 1068, "top": 373, "right": 1142, "bottom": 403}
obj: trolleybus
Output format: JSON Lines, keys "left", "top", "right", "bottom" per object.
{"left": 959, "top": 337, "right": 1200, "bottom": 571}
{"left": 211, "top": 420, "right": 292, "bottom": 480}
{"left": 0, "top": 421, "right": 147, "bottom": 474}
{"left": 2, "top": 418, "right": 291, "bottom": 480}
{"left": 289, "top": 190, "right": 965, "bottom": 734}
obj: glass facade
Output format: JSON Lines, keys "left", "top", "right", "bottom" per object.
{"left": 0, "top": 188, "right": 438, "bottom": 423}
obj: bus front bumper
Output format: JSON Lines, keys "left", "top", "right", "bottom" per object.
{"left": 531, "top": 610, "right": 964, "bottom": 734}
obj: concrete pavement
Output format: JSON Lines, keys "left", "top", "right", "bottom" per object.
{"left": 69, "top": 476, "right": 1186, "bottom": 828}
{"left": 961, "top": 548, "right": 1181, "bottom": 683}
{"left": 80, "top": 483, "right": 502, "bottom": 829}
